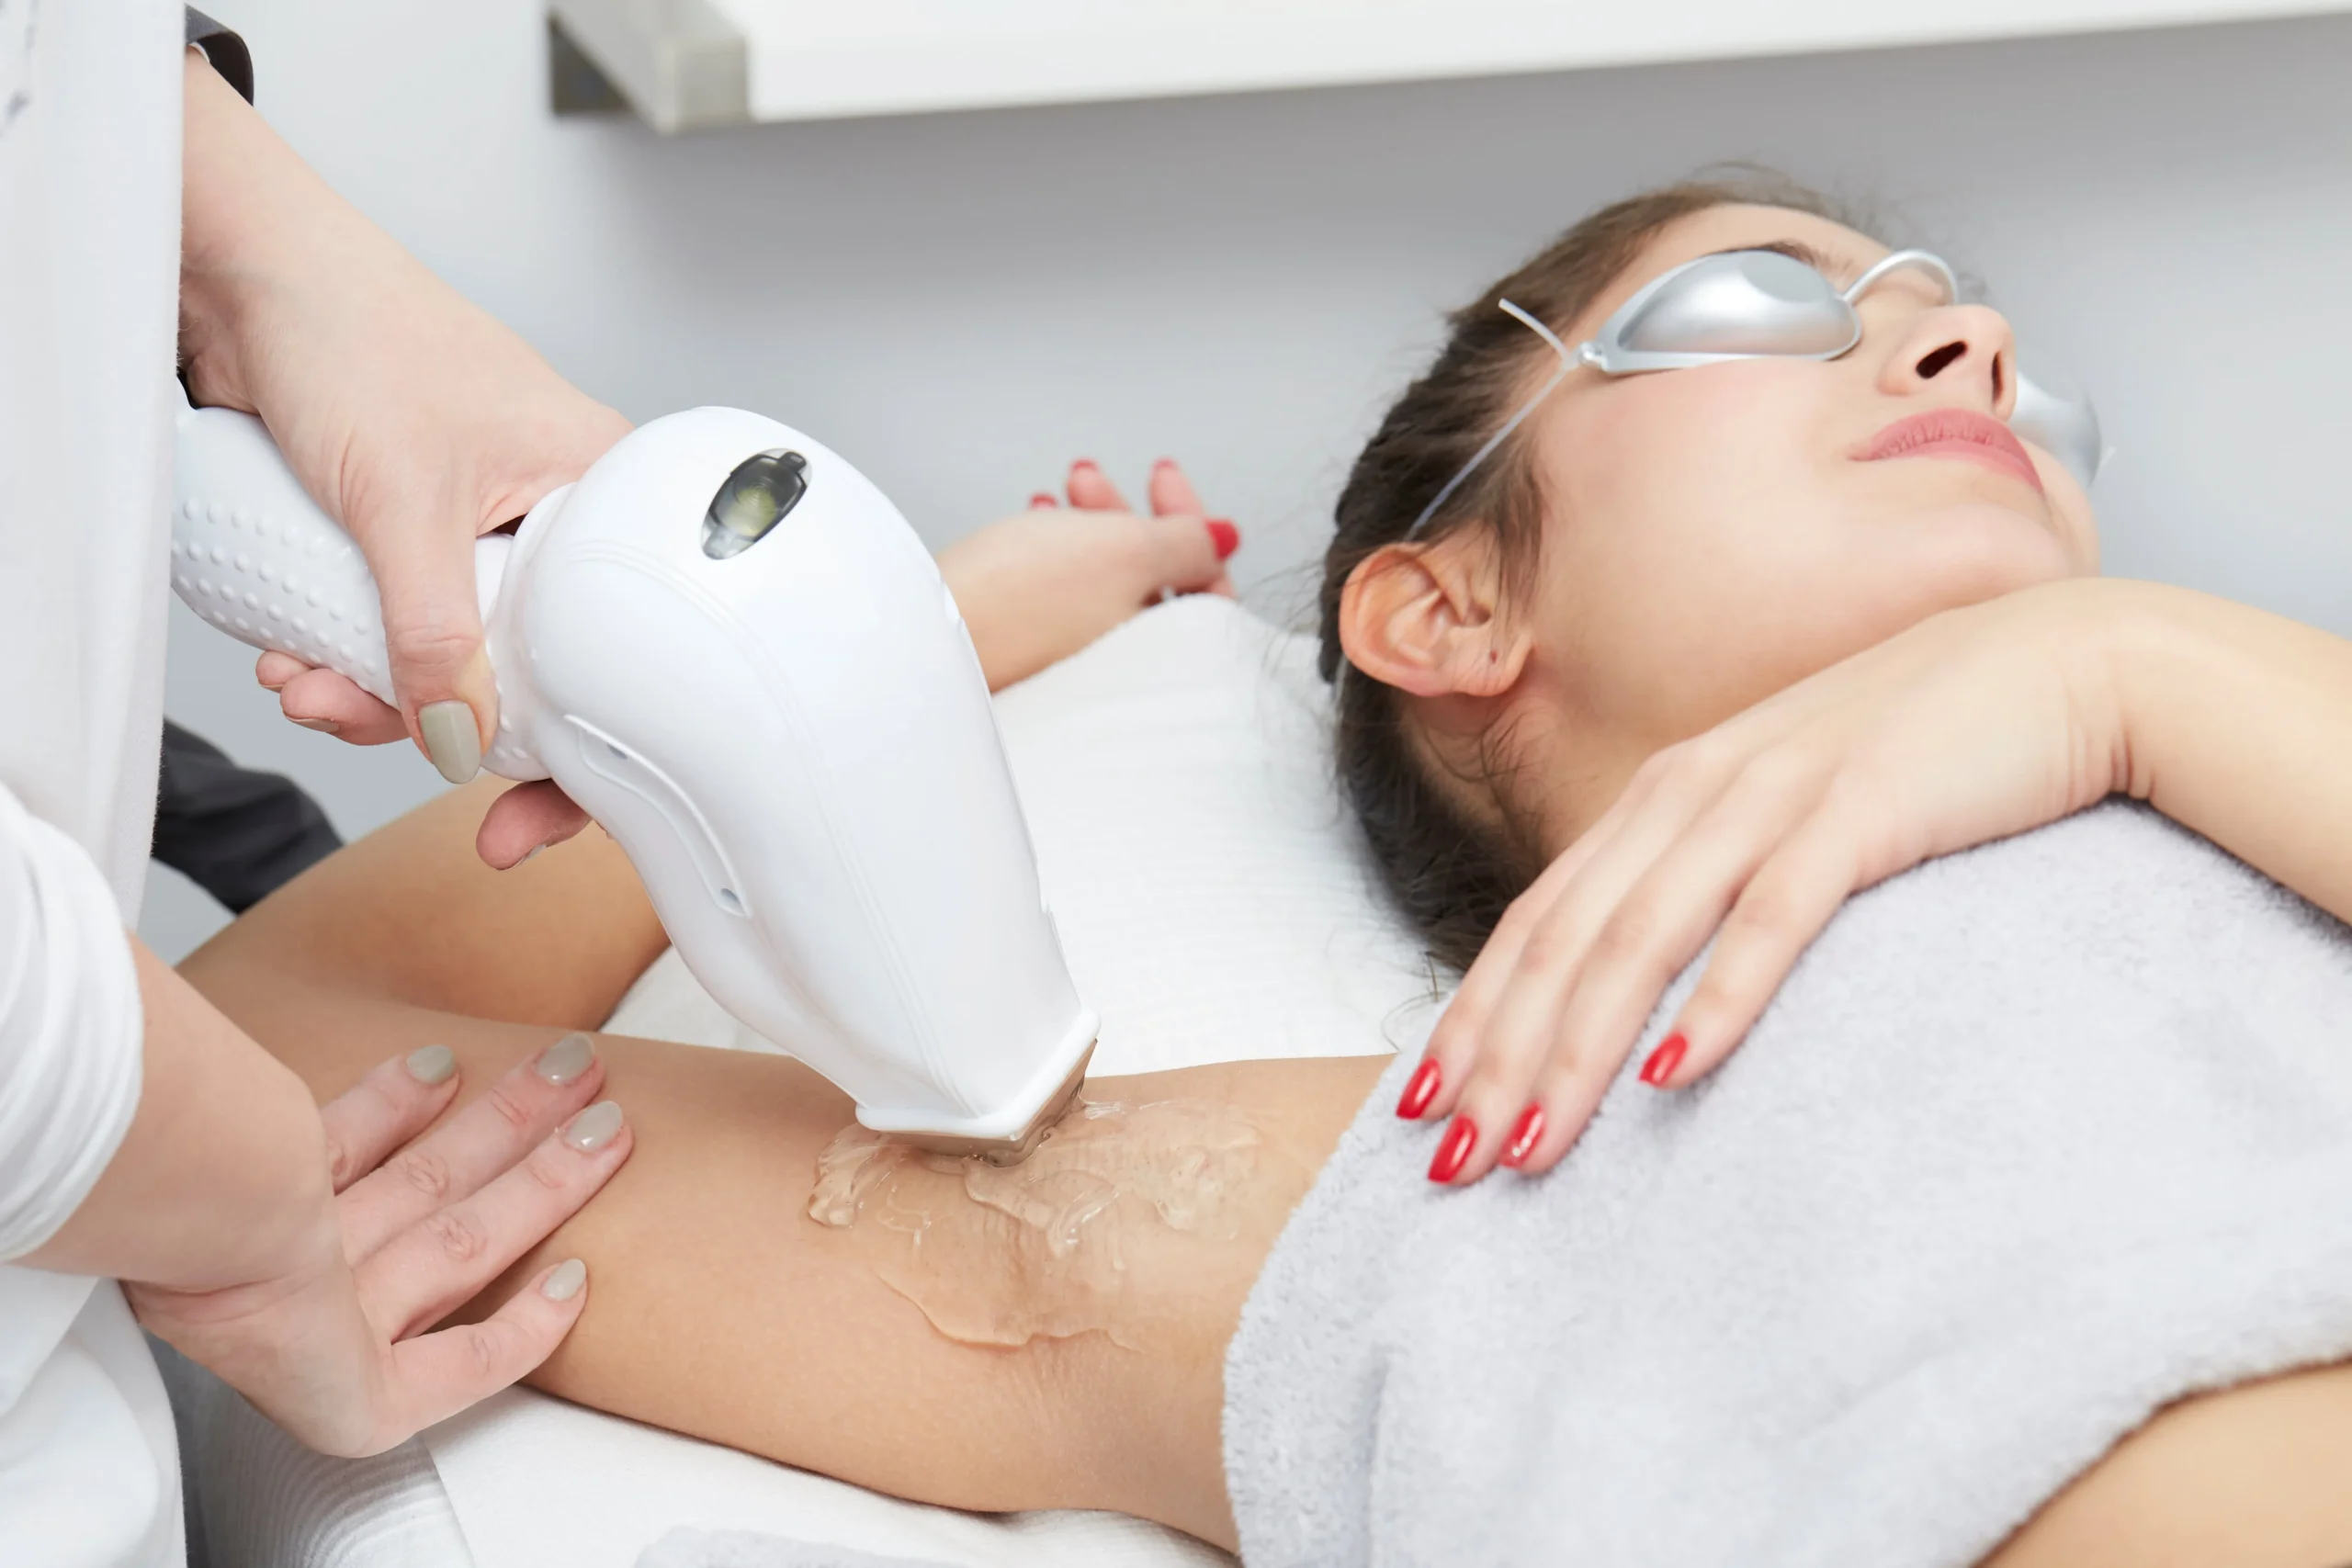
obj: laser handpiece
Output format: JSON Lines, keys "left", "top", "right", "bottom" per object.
{"left": 170, "top": 399, "right": 1096, "bottom": 1158}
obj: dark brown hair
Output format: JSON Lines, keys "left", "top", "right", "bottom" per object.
{"left": 1317, "top": 173, "right": 1856, "bottom": 972}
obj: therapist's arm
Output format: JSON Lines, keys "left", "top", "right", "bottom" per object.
{"left": 175, "top": 48, "right": 624, "bottom": 860}
{"left": 1, "top": 799, "right": 632, "bottom": 1456}
{"left": 20, "top": 941, "right": 634, "bottom": 1455}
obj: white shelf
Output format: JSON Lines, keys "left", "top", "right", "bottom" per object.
{"left": 549, "top": 0, "right": 2346, "bottom": 131}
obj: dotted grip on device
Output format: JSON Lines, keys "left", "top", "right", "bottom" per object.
{"left": 170, "top": 401, "right": 398, "bottom": 709}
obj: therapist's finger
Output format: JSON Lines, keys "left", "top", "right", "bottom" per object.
{"left": 1066, "top": 458, "right": 1131, "bottom": 513}
{"left": 339, "top": 462, "right": 501, "bottom": 783}
{"left": 255, "top": 650, "right": 307, "bottom": 691}
{"left": 337, "top": 1036, "right": 606, "bottom": 1264}
{"left": 374, "top": 1258, "right": 594, "bottom": 1451}
{"left": 273, "top": 666, "right": 410, "bottom": 745}
{"left": 318, "top": 1049, "right": 465, "bottom": 1193}
{"left": 476, "top": 779, "right": 594, "bottom": 870}
{"left": 358, "top": 1100, "right": 631, "bottom": 1341}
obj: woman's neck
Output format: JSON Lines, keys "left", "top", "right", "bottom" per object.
{"left": 1416, "top": 680, "right": 1652, "bottom": 863}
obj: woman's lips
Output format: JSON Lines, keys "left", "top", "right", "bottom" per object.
{"left": 1857, "top": 408, "right": 2044, "bottom": 494}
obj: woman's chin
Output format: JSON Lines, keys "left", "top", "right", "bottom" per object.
{"left": 1886, "top": 501, "right": 2078, "bottom": 608}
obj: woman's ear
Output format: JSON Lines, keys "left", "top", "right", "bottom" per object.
{"left": 1339, "top": 532, "right": 1530, "bottom": 699}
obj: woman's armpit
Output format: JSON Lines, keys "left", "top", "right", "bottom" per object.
{"left": 807, "top": 1095, "right": 1305, "bottom": 1356}
{"left": 449, "top": 1043, "right": 1381, "bottom": 1529}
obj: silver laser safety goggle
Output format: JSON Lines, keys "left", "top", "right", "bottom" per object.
{"left": 1408, "top": 248, "right": 2106, "bottom": 538}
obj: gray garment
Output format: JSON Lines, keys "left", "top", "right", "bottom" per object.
{"left": 1225, "top": 803, "right": 2352, "bottom": 1568}
{"left": 639, "top": 1529, "right": 955, "bottom": 1568}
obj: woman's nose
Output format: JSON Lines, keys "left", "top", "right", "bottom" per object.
{"left": 1873, "top": 303, "right": 2019, "bottom": 420}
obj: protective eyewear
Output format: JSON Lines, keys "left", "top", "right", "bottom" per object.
{"left": 1408, "top": 248, "right": 2106, "bottom": 538}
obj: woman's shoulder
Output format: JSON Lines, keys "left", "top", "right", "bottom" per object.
{"left": 1858, "top": 797, "right": 2339, "bottom": 951}
{"left": 1773, "top": 798, "right": 2352, "bottom": 1039}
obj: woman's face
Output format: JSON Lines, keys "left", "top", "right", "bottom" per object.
{"left": 1511, "top": 205, "right": 2100, "bottom": 760}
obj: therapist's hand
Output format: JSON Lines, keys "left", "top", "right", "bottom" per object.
{"left": 940, "top": 457, "right": 1240, "bottom": 691}
{"left": 178, "top": 49, "right": 621, "bottom": 863}
{"left": 130, "top": 1039, "right": 632, "bottom": 1458}
{"left": 1407, "top": 581, "right": 2129, "bottom": 1186}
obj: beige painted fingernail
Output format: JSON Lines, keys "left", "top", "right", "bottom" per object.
{"left": 420, "top": 700, "right": 481, "bottom": 784}
{"left": 541, "top": 1258, "right": 588, "bottom": 1302}
{"left": 404, "top": 1043, "right": 457, "bottom": 1085}
{"left": 535, "top": 1032, "right": 596, "bottom": 1085}
{"left": 291, "top": 716, "right": 342, "bottom": 734}
{"left": 562, "top": 1100, "right": 624, "bottom": 1154}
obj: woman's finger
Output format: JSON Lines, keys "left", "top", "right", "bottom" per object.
{"left": 1424, "top": 840, "right": 1685, "bottom": 1182}
{"left": 1066, "top": 458, "right": 1130, "bottom": 513}
{"left": 1657, "top": 806, "right": 1871, "bottom": 1086}
{"left": 1509, "top": 1048, "right": 1622, "bottom": 1179}
{"left": 1136, "top": 515, "right": 1235, "bottom": 596}
{"left": 1417, "top": 755, "right": 1724, "bottom": 1131}
{"left": 357, "top": 1100, "right": 631, "bottom": 1340}
{"left": 1408, "top": 880, "right": 1561, "bottom": 1122}
{"left": 1414, "top": 744, "right": 1701, "bottom": 1111}
{"left": 374, "top": 1258, "right": 594, "bottom": 1452}
{"left": 319, "top": 1049, "right": 465, "bottom": 1193}
{"left": 275, "top": 667, "right": 410, "bottom": 745}
{"left": 1504, "top": 757, "right": 1826, "bottom": 1170}
{"left": 1148, "top": 457, "right": 1205, "bottom": 517}
{"left": 1417, "top": 814, "right": 1624, "bottom": 1110}
{"left": 337, "top": 1035, "right": 606, "bottom": 1263}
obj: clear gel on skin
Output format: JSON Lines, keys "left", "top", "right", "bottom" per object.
{"left": 808, "top": 1098, "right": 1272, "bottom": 1350}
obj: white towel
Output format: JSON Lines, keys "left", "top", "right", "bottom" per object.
{"left": 1226, "top": 803, "right": 2352, "bottom": 1567}
{"left": 638, "top": 1528, "right": 956, "bottom": 1567}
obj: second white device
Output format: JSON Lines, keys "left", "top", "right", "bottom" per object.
{"left": 171, "top": 399, "right": 1098, "bottom": 1154}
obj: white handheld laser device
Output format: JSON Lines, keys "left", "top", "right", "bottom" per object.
{"left": 171, "top": 400, "right": 1097, "bottom": 1156}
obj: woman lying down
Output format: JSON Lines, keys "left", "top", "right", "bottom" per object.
{"left": 181, "top": 175, "right": 2352, "bottom": 1568}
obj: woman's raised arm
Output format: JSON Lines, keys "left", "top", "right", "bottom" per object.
{"left": 183, "top": 779, "right": 666, "bottom": 1036}
{"left": 1408, "top": 578, "right": 2352, "bottom": 1183}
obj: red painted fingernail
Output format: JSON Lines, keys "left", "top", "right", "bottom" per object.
{"left": 1428, "top": 1115, "right": 1478, "bottom": 1183}
{"left": 1395, "top": 1058, "right": 1442, "bottom": 1120}
{"left": 1153, "top": 457, "right": 1175, "bottom": 472}
{"left": 1029, "top": 491, "right": 1057, "bottom": 509}
{"left": 1639, "top": 1032, "right": 1688, "bottom": 1088}
{"left": 1206, "top": 519, "right": 1240, "bottom": 560}
{"left": 1072, "top": 457, "right": 1099, "bottom": 472}
{"left": 1500, "top": 1103, "right": 1544, "bottom": 1167}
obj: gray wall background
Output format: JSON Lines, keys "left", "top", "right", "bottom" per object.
{"left": 143, "top": 2, "right": 2352, "bottom": 959}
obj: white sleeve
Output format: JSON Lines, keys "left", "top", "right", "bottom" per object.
{"left": 0, "top": 784, "right": 144, "bottom": 1261}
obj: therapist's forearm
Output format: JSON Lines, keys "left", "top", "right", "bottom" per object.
{"left": 21, "top": 941, "right": 334, "bottom": 1291}
{"left": 2099, "top": 581, "right": 2352, "bottom": 925}
{"left": 176, "top": 48, "right": 404, "bottom": 410}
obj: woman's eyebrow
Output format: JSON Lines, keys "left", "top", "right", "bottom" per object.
{"left": 1728, "top": 238, "right": 1860, "bottom": 284}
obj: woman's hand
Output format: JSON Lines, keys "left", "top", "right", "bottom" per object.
{"left": 130, "top": 1036, "right": 632, "bottom": 1457}
{"left": 180, "top": 51, "right": 623, "bottom": 867}
{"left": 939, "top": 457, "right": 1239, "bottom": 691}
{"left": 1408, "top": 579, "right": 2133, "bottom": 1186}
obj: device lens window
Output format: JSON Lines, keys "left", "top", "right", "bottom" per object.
{"left": 703, "top": 448, "right": 808, "bottom": 559}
